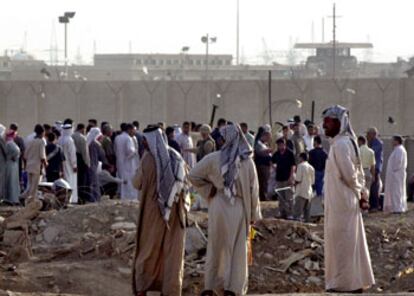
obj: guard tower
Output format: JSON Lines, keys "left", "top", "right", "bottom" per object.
{"left": 294, "top": 42, "right": 373, "bottom": 77}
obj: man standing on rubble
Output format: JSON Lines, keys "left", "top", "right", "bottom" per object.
{"left": 189, "top": 124, "right": 261, "bottom": 296}
{"left": 22, "top": 124, "right": 47, "bottom": 201}
{"left": 384, "top": 135, "right": 407, "bottom": 213}
{"left": 366, "top": 127, "right": 383, "bottom": 211}
{"left": 0, "top": 124, "right": 7, "bottom": 202}
{"left": 322, "top": 105, "right": 375, "bottom": 293}
{"left": 132, "top": 126, "right": 190, "bottom": 296}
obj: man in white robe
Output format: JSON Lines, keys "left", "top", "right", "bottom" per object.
{"left": 189, "top": 124, "right": 261, "bottom": 296}
{"left": 384, "top": 135, "right": 407, "bottom": 213}
{"left": 322, "top": 105, "right": 375, "bottom": 293}
{"left": 115, "top": 124, "right": 139, "bottom": 201}
{"left": 0, "top": 124, "right": 7, "bottom": 201}
{"left": 59, "top": 124, "right": 78, "bottom": 204}
{"left": 176, "top": 121, "right": 196, "bottom": 169}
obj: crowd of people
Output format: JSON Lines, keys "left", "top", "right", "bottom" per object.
{"left": 0, "top": 104, "right": 410, "bottom": 295}
{"left": 252, "top": 115, "right": 409, "bottom": 219}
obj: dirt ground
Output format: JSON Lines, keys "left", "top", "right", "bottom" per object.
{"left": 0, "top": 200, "right": 413, "bottom": 296}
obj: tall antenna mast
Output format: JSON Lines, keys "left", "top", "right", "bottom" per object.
{"left": 50, "top": 21, "right": 59, "bottom": 65}
{"left": 322, "top": 18, "right": 325, "bottom": 43}
{"left": 236, "top": 0, "right": 240, "bottom": 65}
{"left": 311, "top": 21, "right": 315, "bottom": 43}
{"left": 328, "top": 3, "right": 341, "bottom": 78}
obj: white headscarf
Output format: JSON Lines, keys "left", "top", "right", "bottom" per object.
{"left": 87, "top": 127, "right": 102, "bottom": 146}
{"left": 59, "top": 124, "right": 73, "bottom": 146}
{"left": 322, "top": 105, "right": 356, "bottom": 138}
{"left": 54, "top": 121, "right": 63, "bottom": 133}
{"left": 143, "top": 127, "right": 189, "bottom": 223}
{"left": 220, "top": 124, "right": 252, "bottom": 203}
{"left": 263, "top": 124, "right": 272, "bottom": 133}
{"left": 0, "top": 124, "right": 5, "bottom": 139}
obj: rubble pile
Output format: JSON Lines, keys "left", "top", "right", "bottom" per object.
{"left": 0, "top": 200, "right": 413, "bottom": 295}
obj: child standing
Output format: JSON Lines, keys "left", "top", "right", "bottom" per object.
{"left": 294, "top": 152, "right": 315, "bottom": 222}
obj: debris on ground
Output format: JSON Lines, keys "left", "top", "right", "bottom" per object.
{"left": 0, "top": 200, "right": 413, "bottom": 295}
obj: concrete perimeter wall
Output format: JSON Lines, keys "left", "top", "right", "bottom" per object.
{"left": 2, "top": 78, "right": 414, "bottom": 180}
{"left": 0, "top": 78, "right": 413, "bottom": 137}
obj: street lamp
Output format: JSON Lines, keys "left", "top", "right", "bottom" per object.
{"left": 180, "top": 46, "right": 190, "bottom": 79}
{"left": 59, "top": 11, "right": 76, "bottom": 68}
{"left": 201, "top": 34, "right": 217, "bottom": 116}
{"left": 201, "top": 34, "right": 217, "bottom": 80}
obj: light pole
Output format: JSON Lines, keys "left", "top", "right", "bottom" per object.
{"left": 201, "top": 34, "right": 217, "bottom": 115}
{"left": 59, "top": 11, "right": 75, "bottom": 70}
{"left": 180, "top": 46, "right": 190, "bottom": 79}
{"left": 236, "top": 0, "right": 240, "bottom": 65}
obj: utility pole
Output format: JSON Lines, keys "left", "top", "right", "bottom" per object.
{"left": 311, "top": 21, "right": 315, "bottom": 43}
{"left": 268, "top": 70, "right": 272, "bottom": 125}
{"left": 332, "top": 3, "right": 336, "bottom": 79}
{"left": 236, "top": 0, "right": 240, "bottom": 65}
{"left": 64, "top": 23, "right": 68, "bottom": 65}
{"left": 328, "top": 3, "right": 341, "bottom": 79}
{"left": 201, "top": 35, "right": 217, "bottom": 116}
{"left": 59, "top": 12, "right": 75, "bottom": 72}
{"left": 321, "top": 17, "right": 325, "bottom": 43}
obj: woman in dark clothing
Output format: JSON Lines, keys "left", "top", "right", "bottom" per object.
{"left": 254, "top": 126, "right": 273, "bottom": 200}
{"left": 86, "top": 128, "right": 107, "bottom": 202}
{"left": 45, "top": 132, "right": 65, "bottom": 182}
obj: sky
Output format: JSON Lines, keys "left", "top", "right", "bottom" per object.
{"left": 1, "top": 0, "right": 413, "bottom": 65}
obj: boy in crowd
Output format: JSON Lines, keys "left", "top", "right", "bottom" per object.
{"left": 293, "top": 152, "right": 315, "bottom": 222}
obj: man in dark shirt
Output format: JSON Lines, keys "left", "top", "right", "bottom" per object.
{"left": 282, "top": 125, "right": 295, "bottom": 153}
{"left": 272, "top": 138, "right": 296, "bottom": 219}
{"left": 166, "top": 126, "right": 181, "bottom": 154}
{"left": 45, "top": 133, "right": 65, "bottom": 182}
{"left": 309, "top": 136, "right": 328, "bottom": 197}
{"left": 210, "top": 118, "right": 227, "bottom": 150}
{"left": 367, "top": 127, "right": 383, "bottom": 211}
{"left": 133, "top": 121, "right": 145, "bottom": 158}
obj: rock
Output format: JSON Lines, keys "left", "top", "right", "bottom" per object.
{"left": 304, "top": 259, "right": 320, "bottom": 271}
{"left": 43, "top": 226, "right": 60, "bottom": 243}
{"left": 293, "top": 238, "right": 305, "bottom": 244}
{"left": 304, "top": 259, "right": 312, "bottom": 270}
{"left": 185, "top": 224, "right": 207, "bottom": 254}
{"left": 275, "top": 249, "right": 314, "bottom": 273}
{"left": 38, "top": 219, "right": 47, "bottom": 227}
{"left": 5, "top": 199, "right": 42, "bottom": 226}
{"left": 115, "top": 216, "right": 125, "bottom": 222}
{"left": 290, "top": 276, "right": 298, "bottom": 283}
{"left": 263, "top": 253, "right": 274, "bottom": 260}
{"left": 401, "top": 250, "right": 411, "bottom": 259}
{"left": 117, "top": 267, "right": 131, "bottom": 276}
{"left": 404, "top": 240, "right": 413, "bottom": 248}
{"left": 110, "top": 222, "right": 136, "bottom": 231}
{"left": 307, "top": 276, "right": 322, "bottom": 285}
{"left": 384, "top": 264, "right": 394, "bottom": 271}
